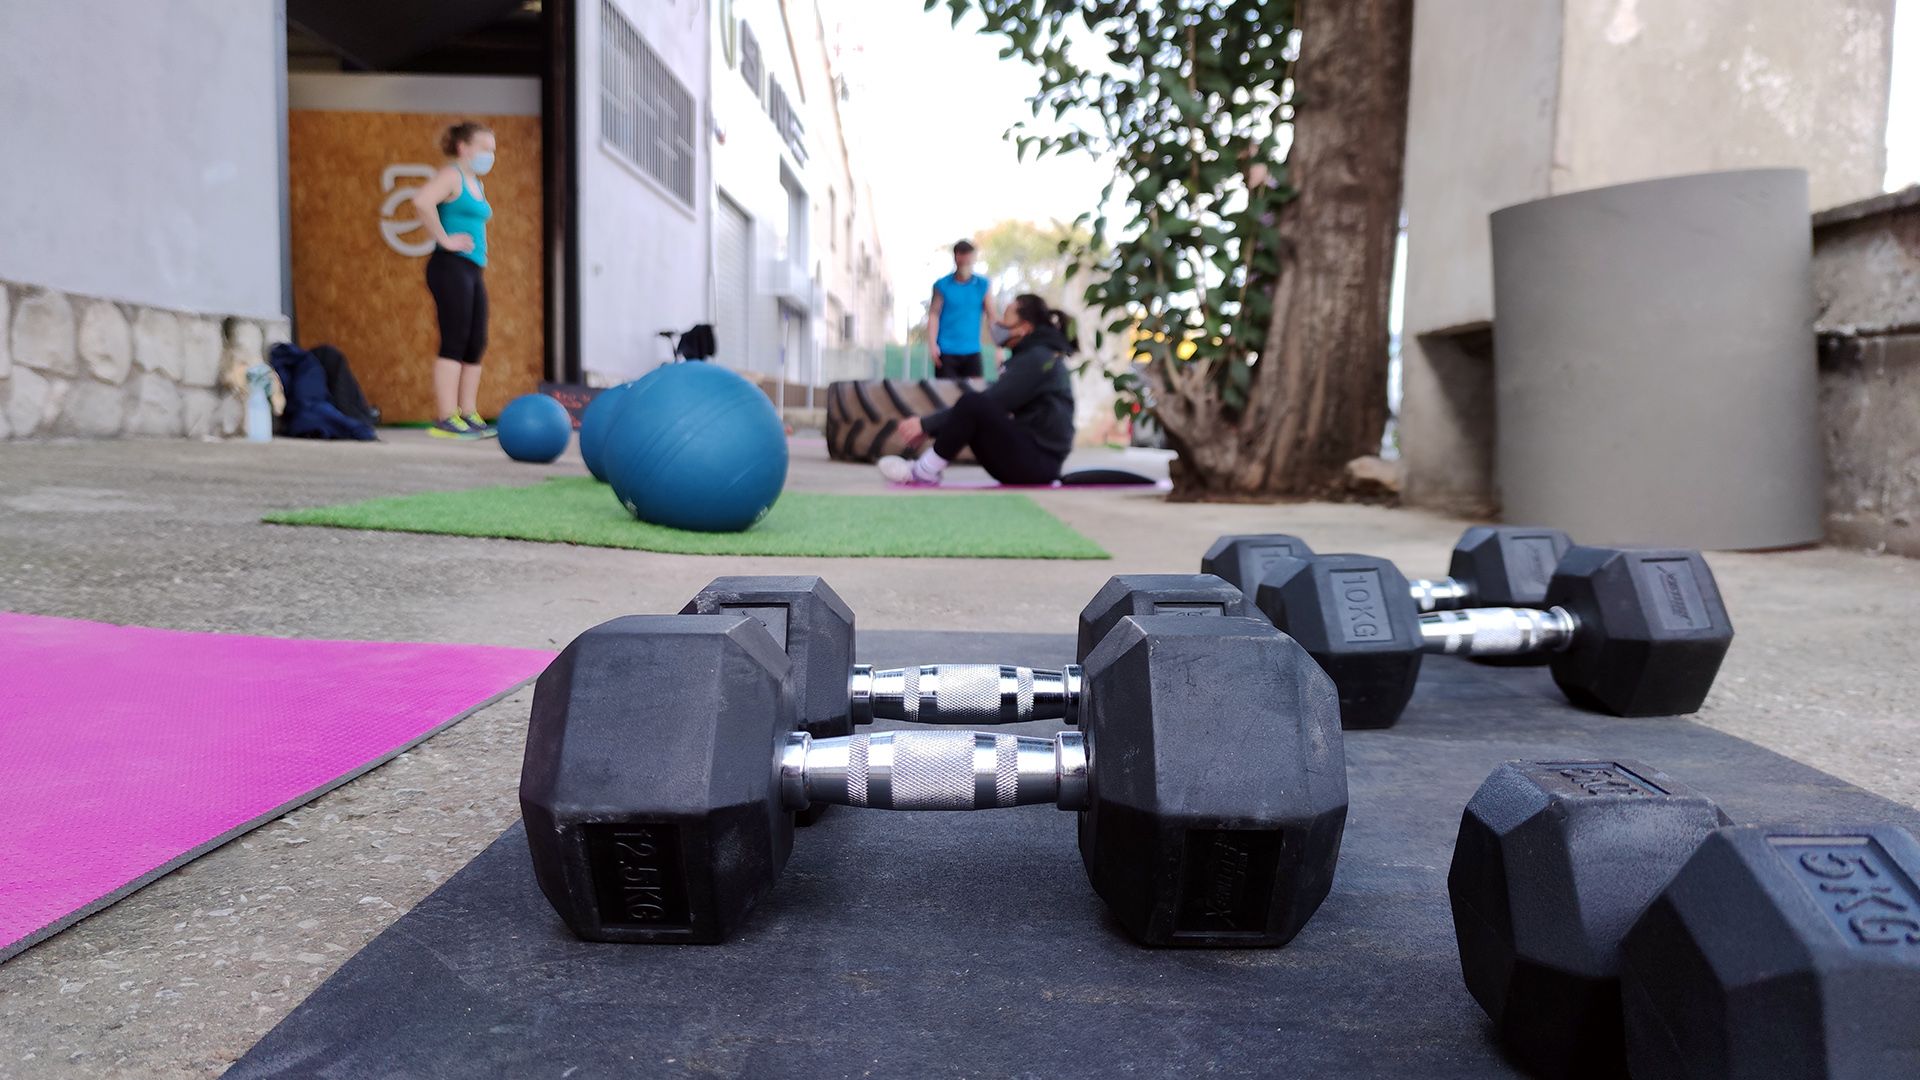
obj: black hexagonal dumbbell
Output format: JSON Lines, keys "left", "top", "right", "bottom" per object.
{"left": 520, "top": 612, "right": 1348, "bottom": 946}
{"left": 1202, "top": 526, "right": 1575, "bottom": 614}
{"left": 686, "top": 574, "right": 1263, "bottom": 744}
{"left": 682, "top": 577, "right": 1080, "bottom": 737}
{"left": 1200, "top": 534, "right": 1317, "bottom": 597}
{"left": 1449, "top": 760, "right": 1920, "bottom": 1080}
{"left": 1075, "top": 572, "right": 1259, "bottom": 662}
{"left": 1254, "top": 546, "right": 1734, "bottom": 728}
{"left": 1621, "top": 824, "right": 1920, "bottom": 1080}
{"left": 1449, "top": 760, "right": 1730, "bottom": 1079}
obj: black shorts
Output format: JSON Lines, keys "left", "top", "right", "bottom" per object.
{"left": 426, "top": 248, "right": 488, "bottom": 364}
{"left": 935, "top": 353, "right": 983, "bottom": 379}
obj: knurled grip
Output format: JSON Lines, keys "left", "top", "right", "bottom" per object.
{"left": 1419, "top": 606, "right": 1578, "bottom": 656}
{"left": 849, "top": 664, "right": 1081, "bottom": 725}
{"left": 780, "top": 730, "right": 1088, "bottom": 811}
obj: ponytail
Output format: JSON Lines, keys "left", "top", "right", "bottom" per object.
{"left": 1011, "top": 293, "right": 1079, "bottom": 353}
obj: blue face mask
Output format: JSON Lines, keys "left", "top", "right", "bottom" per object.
{"left": 989, "top": 322, "right": 1015, "bottom": 347}
{"left": 470, "top": 151, "right": 495, "bottom": 176}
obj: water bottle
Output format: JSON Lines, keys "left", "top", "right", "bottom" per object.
{"left": 245, "top": 364, "right": 273, "bottom": 443}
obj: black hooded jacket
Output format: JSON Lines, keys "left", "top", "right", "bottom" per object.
{"left": 922, "top": 323, "right": 1077, "bottom": 459}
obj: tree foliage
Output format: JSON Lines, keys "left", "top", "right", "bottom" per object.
{"left": 931, "top": 0, "right": 1299, "bottom": 416}
{"left": 973, "top": 218, "right": 1092, "bottom": 301}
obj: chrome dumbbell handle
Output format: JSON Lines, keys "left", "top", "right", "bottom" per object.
{"left": 780, "top": 730, "right": 1089, "bottom": 812}
{"left": 848, "top": 664, "right": 1082, "bottom": 726}
{"left": 1419, "top": 606, "right": 1578, "bottom": 657}
{"left": 1408, "top": 577, "right": 1472, "bottom": 613}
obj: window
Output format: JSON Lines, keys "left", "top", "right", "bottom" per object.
{"left": 600, "top": 1, "right": 696, "bottom": 206}
{"left": 740, "top": 23, "right": 762, "bottom": 98}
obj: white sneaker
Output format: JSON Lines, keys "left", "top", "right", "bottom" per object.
{"left": 877, "top": 455, "right": 940, "bottom": 486}
{"left": 877, "top": 455, "right": 915, "bottom": 483}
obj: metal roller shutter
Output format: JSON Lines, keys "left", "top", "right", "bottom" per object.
{"left": 714, "top": 195, "right": 751, "bottom": 367}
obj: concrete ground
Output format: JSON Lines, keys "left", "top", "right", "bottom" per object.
{"left": 0, "top": 432, "right": 1915, "bottom": 1078}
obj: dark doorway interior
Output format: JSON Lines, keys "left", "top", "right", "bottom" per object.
{"left": 287, "top": 0, "right": 574, "bottom": 384}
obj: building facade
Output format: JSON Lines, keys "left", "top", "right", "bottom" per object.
{"left": 0, "top": 0, "right": 891, "bottom": 438}
{"left": 707, "top": 0, "right": 894, "bottom": 406}
{"left": 578, "top": 0, "right": 713, "bottom": 384}
{"left": 0, "top": 1, "right": 291, "bottom": 439}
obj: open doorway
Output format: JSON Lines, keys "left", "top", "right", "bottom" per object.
{"left": 282, "top": 0, "right": 570, "bottom": 422}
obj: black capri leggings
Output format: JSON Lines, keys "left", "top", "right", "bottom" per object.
{"left": 931, "top": 391, "right": 1065, "bottom": 485}
{"left": 425, "top": 249, "right": 488, "bottom": 364}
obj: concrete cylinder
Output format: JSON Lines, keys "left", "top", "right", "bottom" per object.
{"left": 1489, "top": 168, "right": 1822, "bottom": 549}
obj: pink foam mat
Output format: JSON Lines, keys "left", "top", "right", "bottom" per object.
{"left": 0, "top": 612, "right": 553, "bottom": 961}
{"left": 887, "top": 477, "right": 1172, "bottom": 491}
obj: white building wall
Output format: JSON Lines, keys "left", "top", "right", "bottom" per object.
{"left": 0, "top": 0, "right": 285, "bottom": 318}
{"left": 577, "top": 0, "right": 711, "bottom": 383}
{"left": 710, "top": 0, "right": 822, "bottom": 385}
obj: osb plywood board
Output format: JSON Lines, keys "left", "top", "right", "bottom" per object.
{"left": 290, "top": 111, "right": 543, "bottom": 423}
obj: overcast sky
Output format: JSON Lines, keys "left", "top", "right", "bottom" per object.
{"left": 821, "top": 1, "right": 1113, "bottom": 337}
{"left": 825, "top": 0, "right": 1920, "bottom": 340}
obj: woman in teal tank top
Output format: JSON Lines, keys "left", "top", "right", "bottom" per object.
{"left": 411, "top": 120, "right": 499, "bottom": 440}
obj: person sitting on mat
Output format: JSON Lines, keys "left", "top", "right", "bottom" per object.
{"left": 880, "top": 294, "right": 1076, "bottom": 487}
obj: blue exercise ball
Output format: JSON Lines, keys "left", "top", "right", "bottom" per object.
{"left": 601, "top": 363, "right": 788, "bottom": 532}
{"left": 495, "top": 393, "right": 573, "bottom": 464}
{"left": 578, "top": 381, "right": 635, "bottom": 482}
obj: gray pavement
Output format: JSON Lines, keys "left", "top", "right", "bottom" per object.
{"left": 0, "top": 431, "right": 1915, "bottom": 1077}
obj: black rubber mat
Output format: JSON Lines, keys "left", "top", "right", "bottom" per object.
{"left": 228, "top": 631, "right": 1920, "bottom": 1079}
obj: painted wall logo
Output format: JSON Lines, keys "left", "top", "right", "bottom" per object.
{"left": 379, "top": 164, "right": 439, "bottom": 257}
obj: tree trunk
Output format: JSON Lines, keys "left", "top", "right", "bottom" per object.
{"left": 1157, "top": 0, "right": 1413, "bottom": 500}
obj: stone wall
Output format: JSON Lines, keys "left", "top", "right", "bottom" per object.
{"left": 0, "top": 279, "right": 288, "bottom": 440}
{"left": 1813, "top": 187, "right": 1920, "bottom": 557}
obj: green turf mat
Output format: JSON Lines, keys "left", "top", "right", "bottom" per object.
{"left": 265, "top": 477, "right": 1108, "bottom": 559}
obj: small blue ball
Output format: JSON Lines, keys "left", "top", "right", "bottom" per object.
{"left": 578, "top": 381, "right": 635, "bottom": 482}
{"left": 601, "top": 363, "right": 788, "bottom": 532}
{"left": 495, "top": 393, "right": 573, "bottom": 464}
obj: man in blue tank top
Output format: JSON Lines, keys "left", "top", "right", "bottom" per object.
{"left": 926, "top": 240, "right": 997, "bottom": 379}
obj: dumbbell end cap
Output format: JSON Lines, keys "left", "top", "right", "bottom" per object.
{"left": 1057, "top": 729, "right": 1088, "bottom": 810}
{"left": 779, "top": 731, "right": 811, "bottom": 809}
{"left": 848, "top": 664, "right": 874, "bottom": 725}
{"left": 1409, "top": 576, "right": 1469, "bottom": 612}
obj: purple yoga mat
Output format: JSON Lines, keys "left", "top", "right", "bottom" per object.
{"left": 888, "top": 477, "right": 1172, "bottom": 491}
{"left": 0, "top": 612, "right": 553, "bottom": 961}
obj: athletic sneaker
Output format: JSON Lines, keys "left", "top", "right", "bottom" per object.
{"left": 463, "top": 412, "right": 498, "bottom": 438}
{"left": 427, "top": 415, "right": 481, "bottom": 440}
{"left": 877, "top": 454, "right": 941, "bottom": 486}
